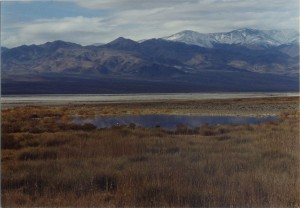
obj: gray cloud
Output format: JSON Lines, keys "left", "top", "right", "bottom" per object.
{"left": 2, "top": 0, "right": 299, "bottom": 47}
{"left": 69, "top": 0, "right": 201, "bottom": 10}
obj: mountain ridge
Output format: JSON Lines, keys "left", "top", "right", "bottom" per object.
{"left": 162, "top": 28, "right": 299, "bottom": 48}
{"left": 2, "top": 28, "right": 299, "bottom": 94}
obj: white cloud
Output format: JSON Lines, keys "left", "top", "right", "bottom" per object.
{"left": 2, "top": 0, "right": 299, "bottom": 47}
{"left": 2, "top": 16, "right": 118, "bottom": 47}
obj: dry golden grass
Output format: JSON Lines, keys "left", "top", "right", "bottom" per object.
{"left": 1, "top": 97, "right": 299, "bottom": 207}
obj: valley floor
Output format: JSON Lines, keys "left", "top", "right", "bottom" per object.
{"left": 1, "top": 96, "right": 299, "bottom": 207}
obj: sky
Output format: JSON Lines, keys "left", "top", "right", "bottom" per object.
{"left": 1, "top": 0, "right": 299, "bottom": 48}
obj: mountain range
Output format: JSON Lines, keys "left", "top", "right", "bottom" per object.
{"left": 1, "top": 28, "right": 299, "bottom": 94}
{"left": 162, "top": 28, "right": 299, "bottom": 48}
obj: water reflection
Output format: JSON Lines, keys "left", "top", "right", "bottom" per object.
{"left": 73, "top": 115, "right": 277, "bottom": 129}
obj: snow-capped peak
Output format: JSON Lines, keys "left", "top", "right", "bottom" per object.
{"left": 161, "top": 28, "right": 299, "bottom": 48}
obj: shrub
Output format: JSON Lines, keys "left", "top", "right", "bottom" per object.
{"left": 217, "top": 127, "right": 230, "bottom": 134}
{"left": 216, "top": 135, "right": 231, "bottom": 141}
{"left": 45, "top": 138, "right": 69, "bottom": 147}
{"left": 135, "top": 186, "right": 176, "bottom": 207}
{"left": 199, "top": 124, "right": 217, "bottom": 136}
{"left": 25, "top": 139, "right": 40, "bottom": 147}
{"left": 166, "top": 147, "right": 180, "bottom": 154}
{"left": 175, "top": 124, "right": 189, "bottom": 134}
{"left": 174, "top": 124, "right": 197, "bottom": 135}
{"left": 82, "top": 123, "right": 97, "bottom": 131}
{"left": 128, "top": 123, "right": 136, "bottom": 129}
{"left": 136, "top": 186, "right": 164, "bottom": 207}
{"left": 69, "top": 124, "right": 84, "bottom": 130}
{"left": 22, "top": 174, "right": 46, "bottom": 195}
{"left": 262, "top": 150, "right": 293, "bottom": 160}
{"left": 1, "top": 134, "right": 21, "bottom": 149}
{"left": 200, "top": 130, "right": 215, "bottom": 136}
{"left": 28, "top": 127, "right": 45, "bottom": 134}
{"left": 129, "top": 155, "right": 148, "bottom": 162}
{"left": 93, "top": 175, "right": 117, "bottom": 192}
{"left": 2, "top": 123, "right": 21, "bottom": 133}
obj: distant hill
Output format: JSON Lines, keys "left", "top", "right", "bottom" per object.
{"left": 2, "top": 28, "right": 299, "bottom": 94}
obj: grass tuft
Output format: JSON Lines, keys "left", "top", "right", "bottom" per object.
{"left": 18, "top": 149, "right": 57, "bottom": 161}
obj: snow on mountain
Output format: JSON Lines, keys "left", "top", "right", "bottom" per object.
{"left": 162, "top": 28, "right": 299, "bottom": 48}
{"left": 263, "top": 29, "right": 299, "bottom": 44}
{"left": 163, "top": 30, "right": 215, "bottom": 48}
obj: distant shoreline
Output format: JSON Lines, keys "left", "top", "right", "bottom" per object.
{"left": 1, "top": 92, "right": 299, "bottom": 107}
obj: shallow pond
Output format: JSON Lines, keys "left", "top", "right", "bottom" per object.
{"left": 73, "top": 115, "right": 278, "bottom": 129}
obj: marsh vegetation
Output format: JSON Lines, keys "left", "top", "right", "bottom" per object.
{"left": 1, "top": 97, "right": 299, "bottom": 207}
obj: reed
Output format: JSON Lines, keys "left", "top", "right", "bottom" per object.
{"left": 1, "top": 98, "right": 299, "bottom": 207}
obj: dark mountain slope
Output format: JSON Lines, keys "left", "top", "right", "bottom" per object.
{"left": 1, "top": 36, "right": 299, "bottom": 94}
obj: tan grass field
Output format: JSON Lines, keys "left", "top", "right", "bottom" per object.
{"left": 1, "top": 96, "right": 299, "bottom": 207}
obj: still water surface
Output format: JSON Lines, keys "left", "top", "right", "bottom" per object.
{"left": 73, "top": 115, "right": 278, "bottom": 129}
